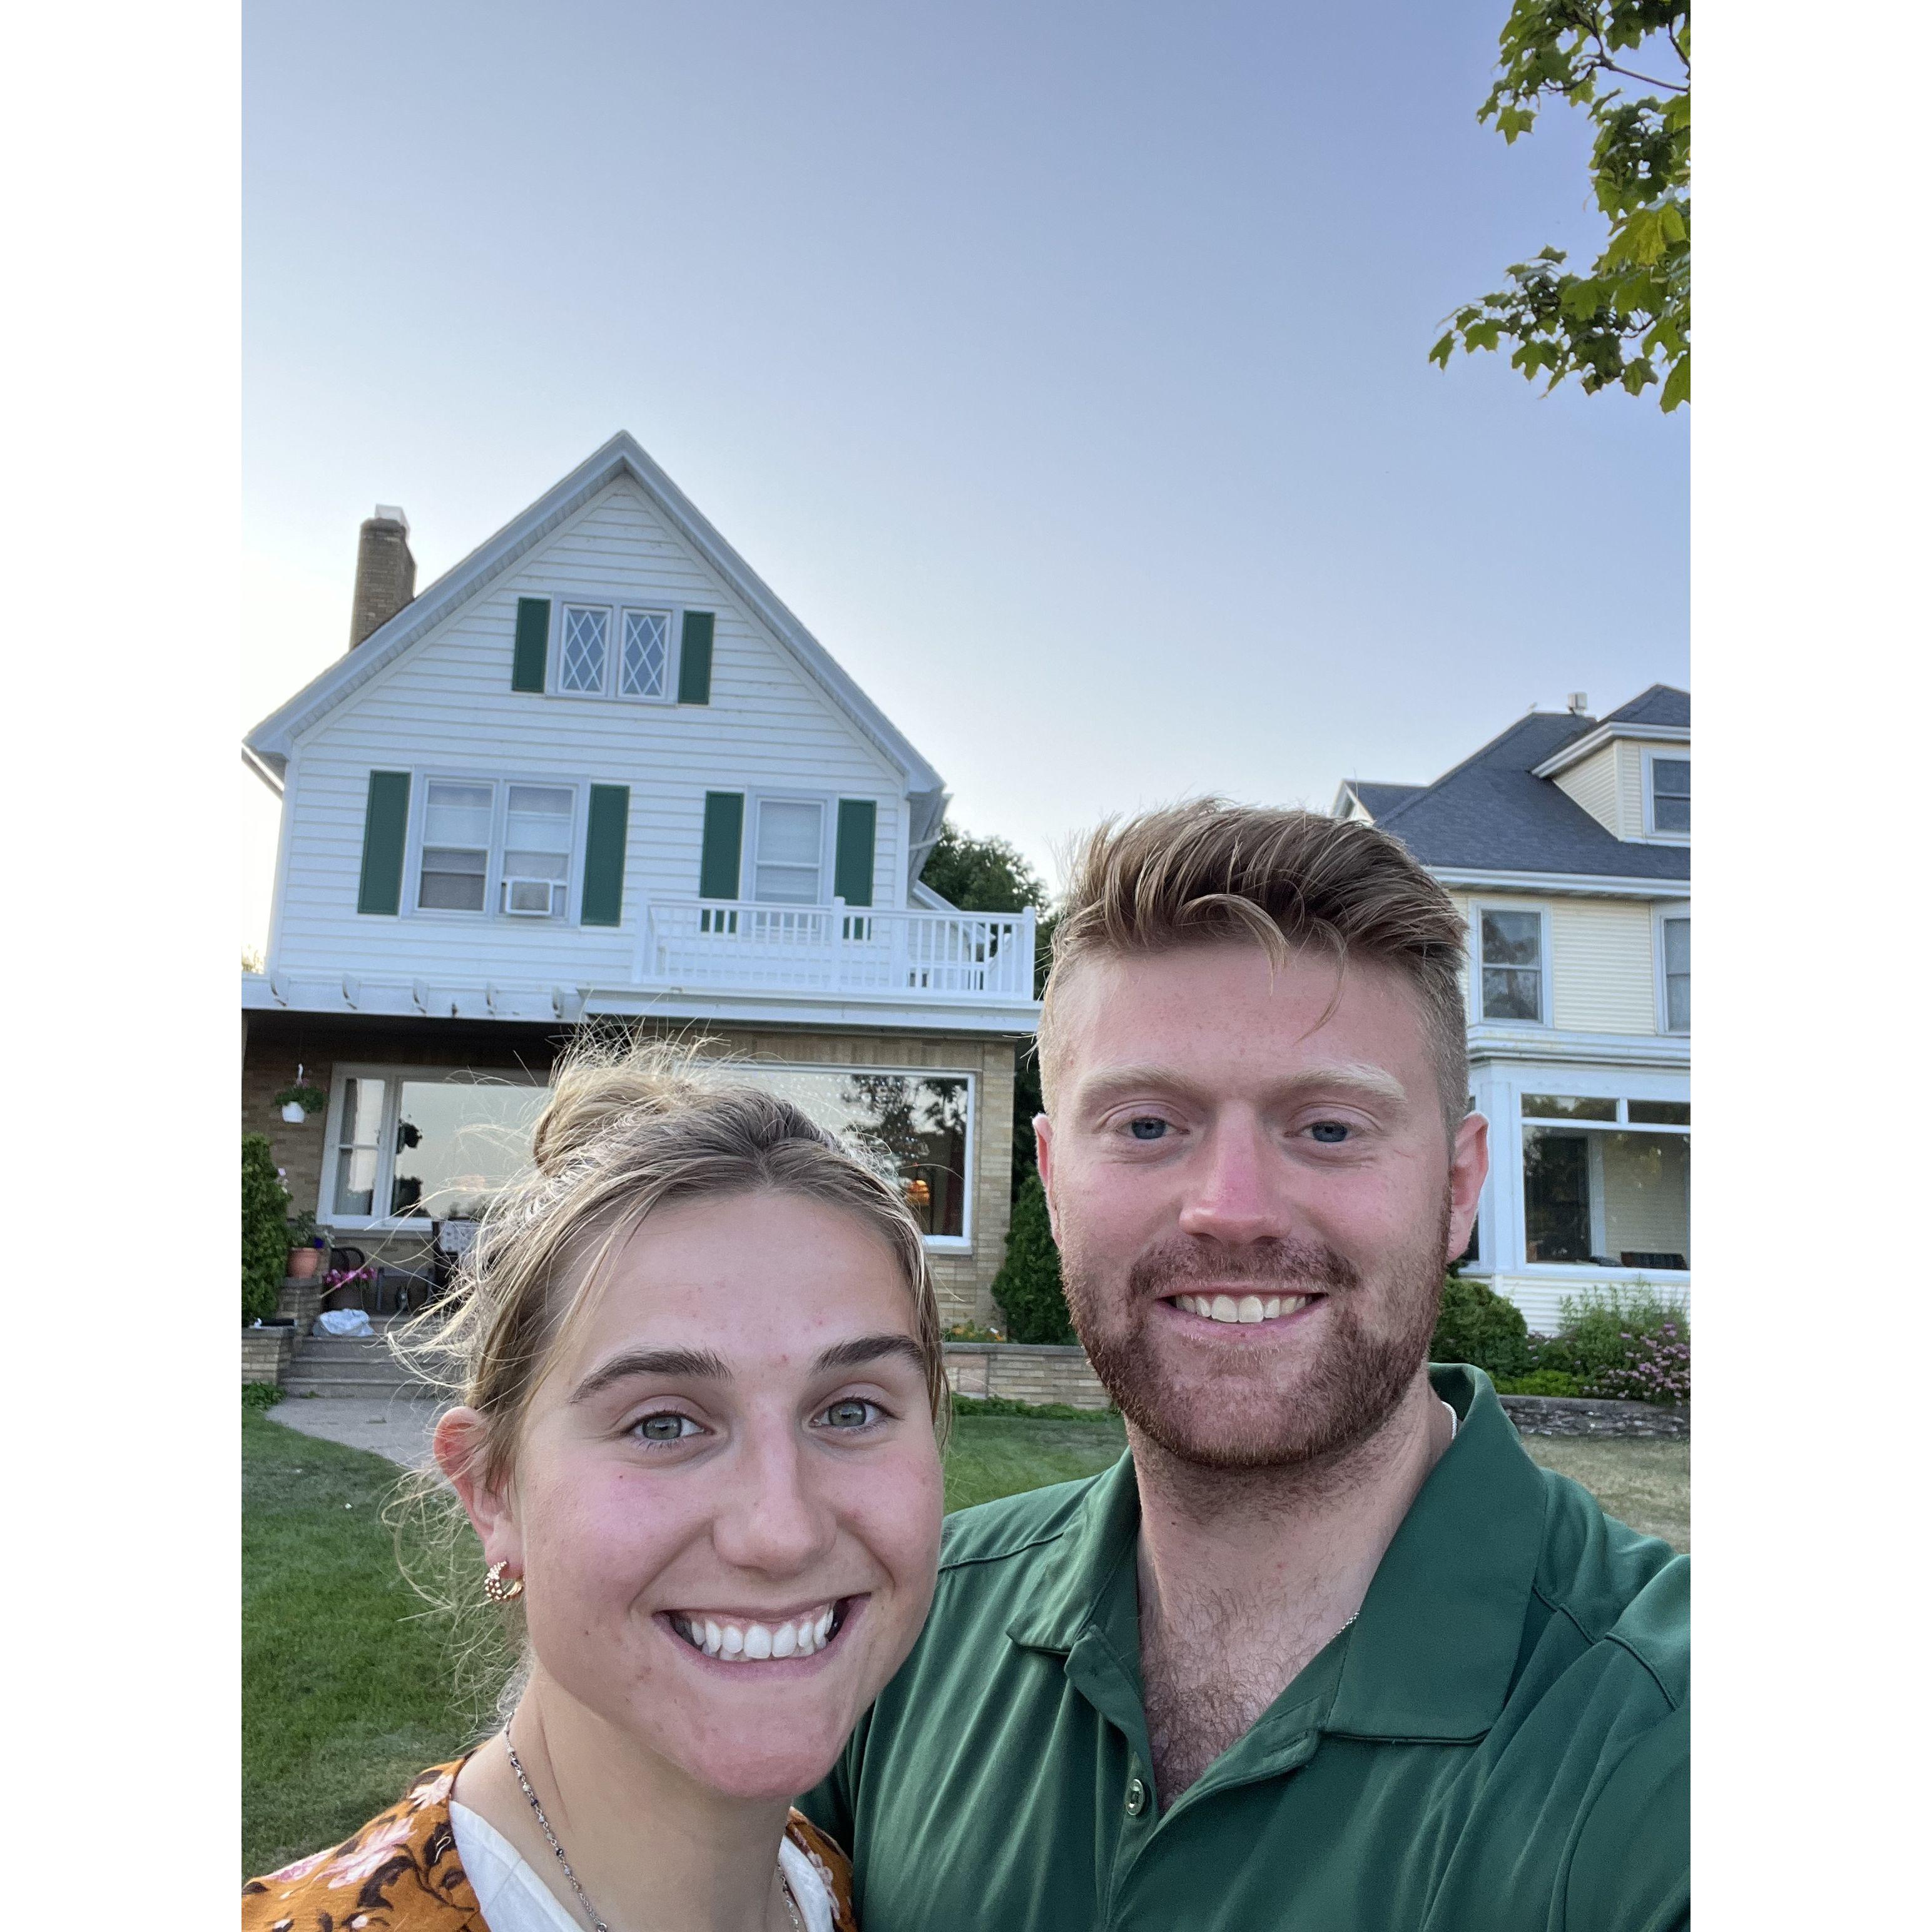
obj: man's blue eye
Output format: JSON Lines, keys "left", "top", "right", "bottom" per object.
{"left": 1309, "top": 1121, "right": 1349, "bottom": 1144}
{"left": 1129, "top": 1118, "right": 1168, "bottom": 1141}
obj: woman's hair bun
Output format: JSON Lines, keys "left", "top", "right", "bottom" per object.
{"left": 528, "top": 1044, "right": 711, "bottom": 1174}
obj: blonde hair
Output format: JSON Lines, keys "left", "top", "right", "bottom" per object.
{"left": 1037, "top": 800, "right": 1470, "bottom": 1130}
{"left": 387, "top": 1034, "right": 948, "bottom": 1719}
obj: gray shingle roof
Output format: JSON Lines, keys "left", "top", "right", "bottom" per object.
{"left": 1368, "top": 690, "right": 1690, "bottom": 879}
{"left": 1352, "top": 782, "right": 1425, "bottom": 816}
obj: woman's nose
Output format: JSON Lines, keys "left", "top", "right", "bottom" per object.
{"left": 709, "top": 1430, "right": 837, "bottom": 1577}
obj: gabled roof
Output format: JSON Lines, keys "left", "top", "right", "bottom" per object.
{"left": 1604, "top": 683, "right": 1690, "bottom": 729}
{"left": 1366, "top": 688, "right": 1690, "bottom": 880}
{"left": 243, "top": 432, "right": 948, "bottom": 847}
{"left": 1350, "top": 781, "right": 1426, "bottom": 818}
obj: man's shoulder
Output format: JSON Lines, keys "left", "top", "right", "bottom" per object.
{"left": 1531, "top": 1462, "right": 1689, "bottom": 1711}
{"left": 937, "top": 1465, "right": 1116, "bottom": 1579}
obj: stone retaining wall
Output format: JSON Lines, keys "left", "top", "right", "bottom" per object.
{"left": 943, "top": 1343, "right": 1112, "bottom": 1411}
{"left": 243, "top": 1327, "right": 296, "bottom": 1385}
{"left": 1498, "top": 1394, "right": 1689, "bottom": 1439}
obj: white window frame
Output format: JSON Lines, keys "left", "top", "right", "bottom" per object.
{"left": 741, "top": 790, "right": 838, "bottom": 906}
{"left": 1471, "top": 901, "right": 1552, "bottom": 1027}
{"left": 730, "top": 1062, "right": 978, "bottom": 1250}
{"left": 1513, "top": 1087, "right": 1690, "bottom": 1278}
{"left": 316, "top": 1064, "right": 550, "bottom": 1230}
{"left": 1642, "top": 747, "right": 1691, "bottom": 841}
{"left": 405, "top": 771, "right": 585, "bottom": 925}
{"left": 546, "top": 591, "right": 683, "bottom": 704}
{"left": 1654, "top": 903, "right": 1690, "bottom": 1035}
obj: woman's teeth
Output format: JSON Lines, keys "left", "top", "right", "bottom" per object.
{"left": 669, "top": 1603, "right": 840, "bottom": 1662}
{"left": 1171, "top": 1292, "right": 1313, "bottom": 1324}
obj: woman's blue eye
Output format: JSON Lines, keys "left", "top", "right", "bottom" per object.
{"left": 1308, "top": 1121, "right": 1350, "bottom": 1144}
{"left": 820, "top": 1399, "right": 878, "bottom": 1430}
{"left": 635, "top": 1413, "right": 698, "bottom": 1443}
{"left": 1128, "top": 1118, "right": 1169, "bottom": 1141}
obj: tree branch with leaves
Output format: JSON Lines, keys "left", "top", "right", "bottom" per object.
{"left": 1432, "top": 1, "right": 1689, "bottom": 410}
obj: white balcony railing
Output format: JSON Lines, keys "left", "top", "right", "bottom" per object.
{"left": 639, "top": 899, "right": 1037, "bottom": 1005}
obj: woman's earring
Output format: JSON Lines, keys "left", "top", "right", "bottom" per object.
{"left": 484, "top": 1560, "right": 525, "bottom": 1605}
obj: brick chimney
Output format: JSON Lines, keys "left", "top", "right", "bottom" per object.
{"left": 348, "top": 504, "right": 416, "bottom": 647}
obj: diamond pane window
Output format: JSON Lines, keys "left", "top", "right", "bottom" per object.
{"left": 559, "top": 605, "right": 609, "bottom": 693}
{"left": 621, "top": 610, "right": 671, "bottom": 697}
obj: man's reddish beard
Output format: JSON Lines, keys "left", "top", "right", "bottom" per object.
{"left": 1060, "top": 1202, "right": 1450, "bottom": 1470}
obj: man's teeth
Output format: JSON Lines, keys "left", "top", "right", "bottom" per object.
{"left": 1171, "top": 1292, "right": 1312, "bottom": 1324}
{"left": 670, "top": 1604, "right": 838, "bottom": 1662}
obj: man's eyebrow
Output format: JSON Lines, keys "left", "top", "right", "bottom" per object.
{"left": 812, "top": 1334, "right": 927, "bottom": 1378}
{"left": 569, "top": 1346, "right": 731, "bottom": 1404}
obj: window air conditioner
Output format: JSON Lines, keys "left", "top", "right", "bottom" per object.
{"left": 502, "top": 878, "right": 559, "bottom": 916}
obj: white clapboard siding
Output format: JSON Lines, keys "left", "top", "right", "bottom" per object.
{"left": 1551, "top": 745, "right": 1620, "bottom": 838}
{"left": 1549, "top": 900, "right": 1657, "bottom": 1034}
{"left": 273, "top": 478, "right": 908, "bottom": 983}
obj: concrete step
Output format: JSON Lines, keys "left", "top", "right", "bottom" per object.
{"left": 283, "top": 1378, "right": 440, "bottom": 1398}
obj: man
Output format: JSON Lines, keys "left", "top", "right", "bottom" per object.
{"left": 804, "top": 801, "right": 1688, "bottom": 1932}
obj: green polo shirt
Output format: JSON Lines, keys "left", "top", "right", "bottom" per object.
{"left": 803, "top": 1366, "right": 1687, "bottom": 1932}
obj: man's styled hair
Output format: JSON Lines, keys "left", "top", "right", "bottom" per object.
{"left": 1038, "top": 800, "right": 1470, "bottom": 1130}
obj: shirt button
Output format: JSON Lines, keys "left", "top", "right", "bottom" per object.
{"left": 1125, "top": 1777, "right": 1148, "bottom": 1818}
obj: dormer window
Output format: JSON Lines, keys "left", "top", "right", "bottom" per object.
{"left": 1647, "top": 756, "right": 1690, "bottom": 835}
{"left": 555, "top": 602, "right": 676, "bottom": 701}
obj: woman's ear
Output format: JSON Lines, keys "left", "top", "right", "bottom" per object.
{"left": 434, "top": 1406, "right": 522, "bottom": 1577}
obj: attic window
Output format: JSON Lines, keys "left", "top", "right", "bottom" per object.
{"left": 554, "top": 602, "right": 675, "bottom": 702}
{"left": 1648, "top": 757, "right": 1690, "bottom": 834}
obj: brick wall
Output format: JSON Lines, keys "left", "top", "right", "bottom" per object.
{"left": 944, "top": 1342, "right": 1111, "bottom": 1410}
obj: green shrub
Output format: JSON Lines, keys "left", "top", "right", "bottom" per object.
{"left": 1536, "top": 1286, "right": 1690, "bottom": 1404}
{"left": 1430, "top": 1275, "right": 1531, "bottom": 1380}
{"left": 243, "top": 1380, "right": 286, "bottom": 1411}
{"left": 242, "top": 1134, "right": 292, "bottom": 1324}
{"left": 1493, "top": 1368, "right": 1587, "bottom": 1398}
{"left": 992, "top": 1172, "right": 1076, "bottom": 1345}
{"left": 950, "top": 1393, "right": 1111, "bottom": 1421}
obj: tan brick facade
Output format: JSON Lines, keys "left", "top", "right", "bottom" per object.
{"left": 243, "top": 1010, "right": 1025, "bottom": 1325}
{"left": 943, "top": 1342, "right": 1111, "bottom": 1410}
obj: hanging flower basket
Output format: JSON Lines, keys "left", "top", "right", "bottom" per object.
{"left": 273, "top": 1081, "right": 328, "bottom": 1125}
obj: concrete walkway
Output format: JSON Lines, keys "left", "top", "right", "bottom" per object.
{"left": 267, "top": 1392, "right": 446, "bottom": 1470}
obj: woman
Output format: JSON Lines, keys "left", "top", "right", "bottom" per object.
{"left": 245, "top": 1044, "right": 949, "bottom": 1932}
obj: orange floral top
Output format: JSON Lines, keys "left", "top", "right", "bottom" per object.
{"left": 242, "top": 1761, "right": 858, "bottom": 1932}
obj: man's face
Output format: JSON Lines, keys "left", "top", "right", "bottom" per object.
{"left": 1037, "top": 942, "right": 1488, "bottom": 1470}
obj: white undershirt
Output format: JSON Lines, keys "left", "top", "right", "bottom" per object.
{"left": 449, "top": 1801, "right": 836, "bottom": 1932}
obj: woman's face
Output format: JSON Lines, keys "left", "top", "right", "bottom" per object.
{"left": 450, "top": 1189, "right": 944, "bottom": 1802}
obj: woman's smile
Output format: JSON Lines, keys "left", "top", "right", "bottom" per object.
{"left": 661, "top": 1594, "right": 863, "bottom": 1665}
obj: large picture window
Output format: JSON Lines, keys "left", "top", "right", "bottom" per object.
{"left": 728, "top": 1065, "right": 973, "bottom": 1241}
{"left": 1478, "top": 908, "right": 1545, "bottom": 1023}
{"left": 1520, "top": 1094, "right": 1689, "bottom": 1269}
{"left": 323, "top": 1071, "right": 550, "bottom": 1224}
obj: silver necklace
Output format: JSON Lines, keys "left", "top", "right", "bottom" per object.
{"left": 504, "top": 1736, "right": 804, "bottom": 1932}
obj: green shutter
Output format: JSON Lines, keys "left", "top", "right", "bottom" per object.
{"left": 678, "top": 610, "right": 714, "bottom": 704}
{"left": 356, "top": 771, "right": 412, "bottom": 915}
{"left": 699, "top": 791, "right": 745, "bottom": 899}
{"left": 581, "top": 785, "right": 630, "bottom": 927}
{"left": 834, "top": 799, "right": 877, "bottom": 907}
{"left": 512, "top": 597, "right": 551, "bottom": 693}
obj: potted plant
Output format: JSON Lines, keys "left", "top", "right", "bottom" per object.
{"left": 274, "top": 1075, "right": 328, "bottom": 1124}
{"left": 285, "top": 1210, "right": 324, "bottom": 1279}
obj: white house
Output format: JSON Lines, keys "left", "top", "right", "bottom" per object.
{"left": 242, "top": 432, "right": 1037, "bottom": 1324}
{"left": 1336, "top": 686, "right": 1690, "bottom": 1331}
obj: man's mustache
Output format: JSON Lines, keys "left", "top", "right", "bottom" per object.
{"left": 1127, "top": 1236, "right": 1360, "bottom": 1299}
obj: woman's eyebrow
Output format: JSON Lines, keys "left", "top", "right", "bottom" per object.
{"left": 570, "top": 1346, "right": 731, "bottom": 1403}
{"left": 811, "top": 1334, "right": 927, "bottom": 1376}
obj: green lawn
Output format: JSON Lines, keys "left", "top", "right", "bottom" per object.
{"left": 243, "top": 1407, "right": 1685, "bottom": 1877}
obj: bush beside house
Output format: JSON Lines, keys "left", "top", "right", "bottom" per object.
{"left": 1431, "top": 1278, "right": 1690, "bottom": 1405}
{"left": 242, "top": 1133, "right": 291, "bottom": 1324}
{"left": 992, "top": 1173, "right": 1076, "bottom": 1345}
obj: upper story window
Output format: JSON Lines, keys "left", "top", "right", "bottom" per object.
{"left": 1660, "top": 914, "right": 1690, "bottom": 1032}
{"left": 1647, "top": 755, "right": 1690, "bottom": 835}
{"left": 1478, "top": 907, "right": 1545, "bottom": 1024}
{"left": 752, "top": 798, "right": 828, "bottom": 903}
{"left": 418, "top": 778, "right": 574, "bottom": 920}
{"left": 556, "top": 602, "right": 674, "bottom": 701}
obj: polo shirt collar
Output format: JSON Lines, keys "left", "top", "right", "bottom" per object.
{"left": 1004, "top": 1366, "right": 1544, "bottom": 1746}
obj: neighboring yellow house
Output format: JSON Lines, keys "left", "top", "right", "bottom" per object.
{"left": 1336, "top": 686, "right": 1689, "bottom": 1332}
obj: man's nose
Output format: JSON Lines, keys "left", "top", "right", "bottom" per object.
{"left": 1176, "top": 1116, "right": 1291, "bottom": 1246}
{"left": 709, "top": 1425, "right": 838, "bottom": 1579}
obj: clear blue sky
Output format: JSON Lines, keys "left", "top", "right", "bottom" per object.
{"left": 242, "top": 0, "right": 1685, "bottom": 942}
